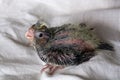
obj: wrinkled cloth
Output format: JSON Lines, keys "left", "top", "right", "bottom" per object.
{"left": 0, "top": 0, "right": 120, "bottom": 80}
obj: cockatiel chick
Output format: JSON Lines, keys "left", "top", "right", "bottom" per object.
{"left": 25, "top": 21, "right": 113, "bottom": 75}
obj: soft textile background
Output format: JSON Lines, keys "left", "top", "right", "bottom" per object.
{"left": 0, "top": 0, "right": 120, "bottom": 80}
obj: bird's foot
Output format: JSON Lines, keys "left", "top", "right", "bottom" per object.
{"left": 41, "top": 64, "right": 64, "bottom": 75}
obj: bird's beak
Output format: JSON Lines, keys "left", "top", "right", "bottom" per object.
{"left": 25, "top": 27, "right": 35, "bottom": 42}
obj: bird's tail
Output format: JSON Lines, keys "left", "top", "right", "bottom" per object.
{"left": 97, "top": 42, "right": 114, "bottom": 51}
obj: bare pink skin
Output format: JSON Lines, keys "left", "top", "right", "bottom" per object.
{"left": 54, "top": 31, "right": 94, "bottom": 51}
{"left": 53, "top": 39, "right": 94, "bottom": 51}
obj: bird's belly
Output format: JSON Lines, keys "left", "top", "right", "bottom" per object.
{"left": 38, "top": 48, "right": 95, "bottom": 66}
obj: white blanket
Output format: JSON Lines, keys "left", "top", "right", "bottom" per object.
{"left": 0, "top": 0, "right": 120, "bottom": 80}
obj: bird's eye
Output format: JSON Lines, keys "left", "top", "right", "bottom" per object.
{"left": 35, "top": 32, "right": 44, "bottom": 38}
{"left": 39, "top": 33, "right": 43, "bottom": 37}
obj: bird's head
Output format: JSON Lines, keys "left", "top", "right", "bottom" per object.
{"left": 25, "top": 21, "right": 51, "bottom": 47}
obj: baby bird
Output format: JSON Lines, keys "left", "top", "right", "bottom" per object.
{"left": 25, "top": 21, "right": 113, "bottom": 75}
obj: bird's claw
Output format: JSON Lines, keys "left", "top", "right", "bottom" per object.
{"left": 41, "top": 64, "right": 64, "bottom": 75}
